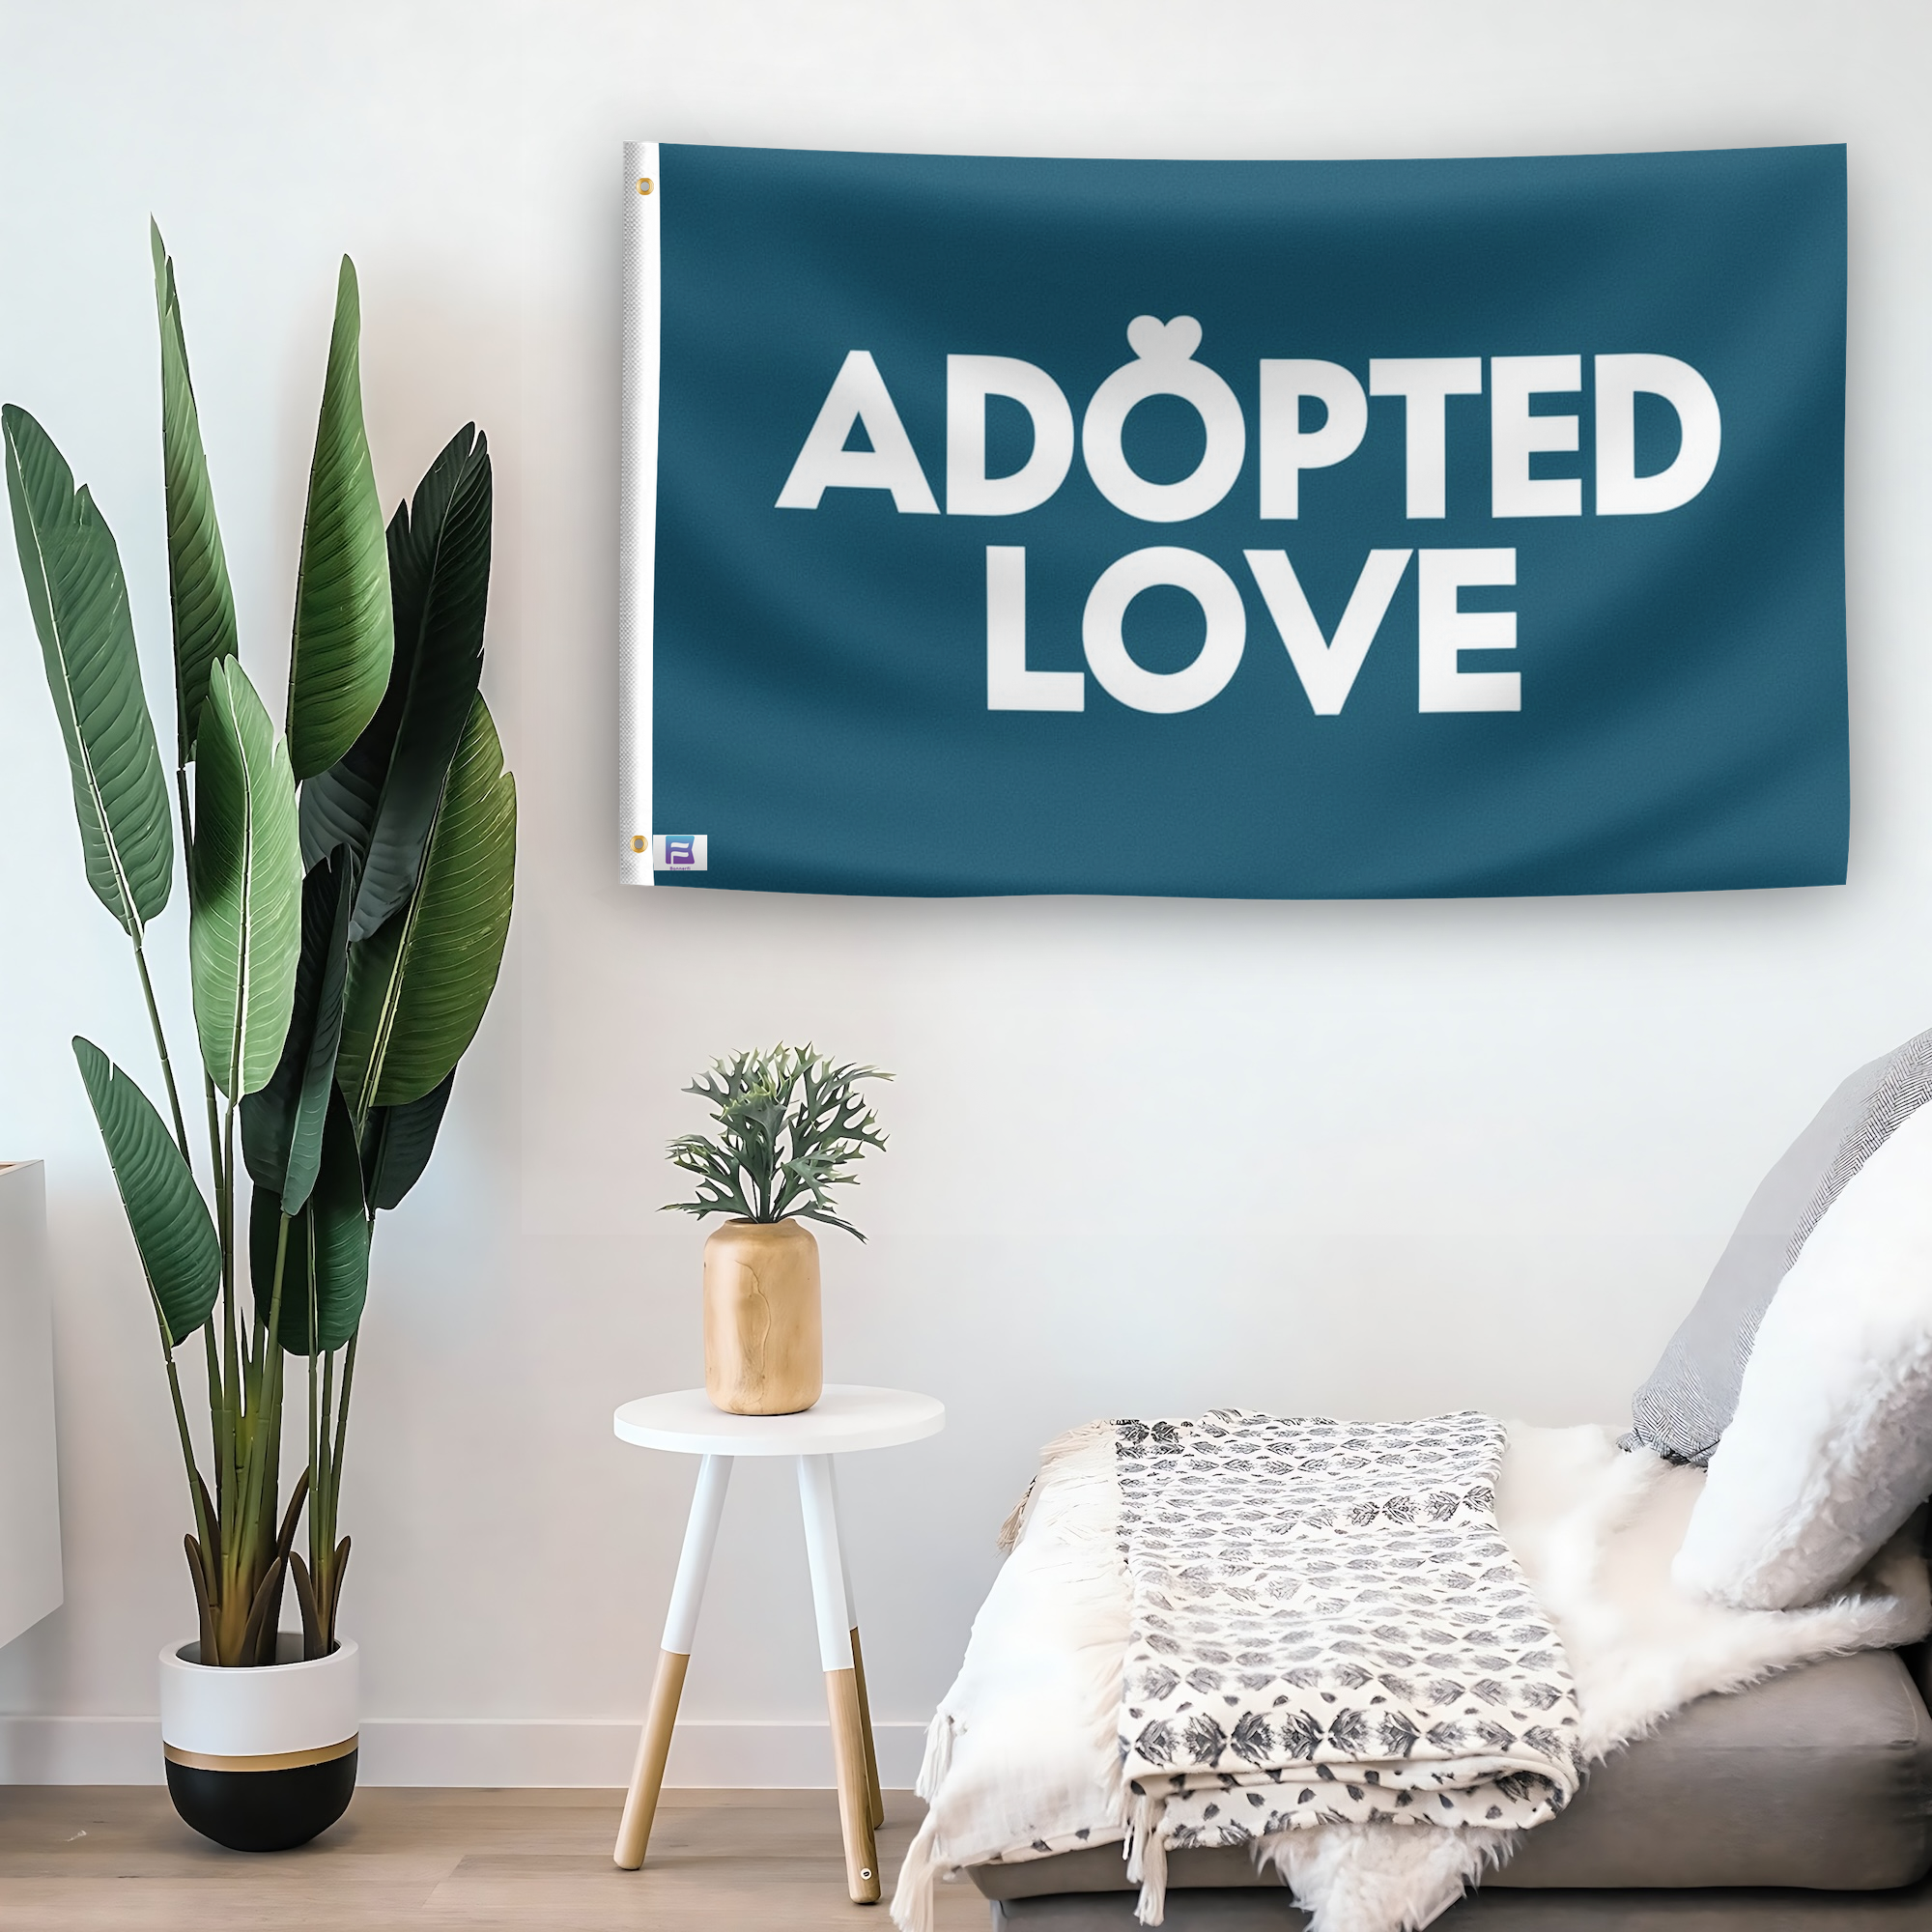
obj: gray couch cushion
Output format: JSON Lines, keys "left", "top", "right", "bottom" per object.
{"left": 970, "top": 1651, "right": 1932, "bottom": 1900}
{"left": 1626, "top": 1029, "right": 1932, "bottom": 1465}
{"left": 1497, "top": 1649, "right": 1932, "bottom": 1889}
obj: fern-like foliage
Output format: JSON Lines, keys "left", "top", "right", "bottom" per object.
{"left": 665, "top": 1043, "right": 890, "bottom": 1239}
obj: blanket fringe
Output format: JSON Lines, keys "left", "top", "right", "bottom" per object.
{"left": 1124, "top": 1790, "right": 1169, "bottom": 1925}
{"left": 914, "top": 1710, "right": 953, "bottom": 1804}
{"left": 1000, "top": 1419, "right": 1115, "bottom": 1551}
{"left": 995, "top": 1483, "right": 1034, "bottom": 1554}
{"left": 890, "top": 1809, "right": 943, "bottom": 1932}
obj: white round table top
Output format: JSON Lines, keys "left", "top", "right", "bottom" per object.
{"left": 612, "top": 1383, "right": 945, "bottom": 1458}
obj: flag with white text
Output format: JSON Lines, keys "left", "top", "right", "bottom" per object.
{"left": 619, "top": 142, "right": 1846, "bottom": 898}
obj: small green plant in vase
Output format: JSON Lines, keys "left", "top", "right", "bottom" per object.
{"left": 665, "top": 1045, "right": 888, "bottom": 1415}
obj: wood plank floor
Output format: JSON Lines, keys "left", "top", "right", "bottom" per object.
{"left": 0, "top": 1787, "right": 990, "bottom": 1930}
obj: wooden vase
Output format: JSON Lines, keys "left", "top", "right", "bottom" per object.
{"left": 702, "top": 1218, "right": 823, "bottom": 1415}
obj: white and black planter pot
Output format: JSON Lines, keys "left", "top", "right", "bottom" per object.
{"left": 159, "top": 1635, "right": 358, "bottom": 1852}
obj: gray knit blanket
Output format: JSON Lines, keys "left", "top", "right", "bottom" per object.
{"left": 1115, "top": 1411, "right": 1584, "bottom": 1889}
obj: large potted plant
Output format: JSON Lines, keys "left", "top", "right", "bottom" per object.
{"left": 666, "top": 1045, "right": 889, "bottom": 1414}
{"left": 3, "top": 226, "right": 515, "bottom": 1851}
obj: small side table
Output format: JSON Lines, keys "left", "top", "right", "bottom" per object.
{"left": 611, "top": 1383, "right": 945, "bottom": 1902}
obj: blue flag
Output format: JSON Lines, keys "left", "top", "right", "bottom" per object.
{"left": 620, "top": 142, "right": 1846, "bottom": 898}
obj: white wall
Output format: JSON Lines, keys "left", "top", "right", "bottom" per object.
{"left": 1, "top": 0, "right": 1928, "bottom": 1785}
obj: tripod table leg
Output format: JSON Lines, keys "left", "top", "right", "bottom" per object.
{"left": 848, "top": 1625, "right": 885, "bottom": 1832}
{"left": 613, "top": 1453, "right": 733, "bottom": 1870}
{"left": 798, "top": 1453, "right": 881, "bottom": 1903}
{"left": 828, "top": 1460, "right": 886, "bottom": 1830}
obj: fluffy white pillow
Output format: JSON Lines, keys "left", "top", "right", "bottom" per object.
{"left": 1673, "top": 1098, "right": 1932, "bottom": 1610}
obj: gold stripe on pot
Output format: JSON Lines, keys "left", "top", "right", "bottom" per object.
{"left": 163, "top": 1735, "right": 358, "bottom": 1774}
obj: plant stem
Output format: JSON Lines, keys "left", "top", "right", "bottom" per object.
{"left": 201, "top": 1072, "right": 225, "bottom": 1253}
{"left": 320, "top": 1334, "right": 357, "bottom": 1649}
{"left": 251, "top": 1244, "right": 290, "bottom": 1654}
{"left": 217, "top": 1211, "right": 287, "bottom": 1663}
{"left": 162, "top": 1350, "right": 212, "bottom": 1557}
{"left": 245, "top": 1214, "right": 290, "bottom": 1550}
{"left": 220, "top": 1094, "right": 239, "bottom": 1463}
{"left": 130, "top": 938, "right": 190, "bottom": 1166}
{"left": 218, "top": 1095, "right": 240, "bottom": 1577}
{"left": 306, "top": 1322, "right": 320, "bottom": 1563}
{"left": 331, "top": 1332, "right": 356, "bottom": 1513}
{"left": 314, "top": 1346, "right": 336, "bottom": 1570}
{"left": 201, "top": 1321, "right": 224, "bottom": 1521}
{"left": 197, "top": 1072, "right": 229, "bottom": 1527}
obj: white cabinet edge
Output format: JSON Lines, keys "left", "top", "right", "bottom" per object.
{"left": 0, "top": 1161, "right": 63, "bottom": 1649}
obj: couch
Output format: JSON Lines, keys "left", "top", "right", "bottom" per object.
{"left": 969, "top": 1647, "right": 1932, "bottom": 1927}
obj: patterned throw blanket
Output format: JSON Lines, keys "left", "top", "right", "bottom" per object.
{"left": 1115, "top": 1411, "right": 1583, "bottom": 1913}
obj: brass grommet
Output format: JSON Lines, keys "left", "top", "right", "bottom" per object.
{"left": 631, "top": 835, "right": 647, "bottom": 853}
{"left": 638, "top": 177, "right": 653, "bottom": 196}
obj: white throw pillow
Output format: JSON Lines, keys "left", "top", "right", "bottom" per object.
{"left": 1673, "top": 1098, "right": 1932, "bottom": 1610}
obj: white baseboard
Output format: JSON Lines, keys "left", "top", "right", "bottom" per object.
{"left": 0, "top": 1715, "right": 929, "bottom": 1788}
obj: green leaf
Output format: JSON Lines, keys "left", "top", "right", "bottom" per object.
{"left": 73, "top": 1037, "right": 219, "bottom": 1348}
{"left": 189, "top": 658, "right": 302, "bottom": 1098}
{"left": 250, "top": 1086, "right": 369, "bottom": 1355}
{"left": 287, "top": 257, "right": 392, "bottom": 781}
{"left": 3, "top": 405, "right": 174, "bottom": 936}
{"left": 301, "top": 426, "right": 491, "bottom": 945}
{"left": 241, "top": 847, "right": 355, "bottom": 1212}
{"left": 151, "top": 222, "right": 238, "bottom": 764}
{"left": 664, "top": 1044, "right": 889, "bottom": 1237}
{"left": 360, "top": 1069, "right": 455, "bottom": 1211}
{"left": 295, "top": 728, "right": 381, "bottom": 878}
{"left": 338, "top": 694, "right": 515, "bottom": 1113}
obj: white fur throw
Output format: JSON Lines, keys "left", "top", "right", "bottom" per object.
{"left": 893, "top": 1421, "right": 1929, "bottom": 1932}
{"left": 1676, "top": 1099, "right": 1932, "bottom": 1609}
